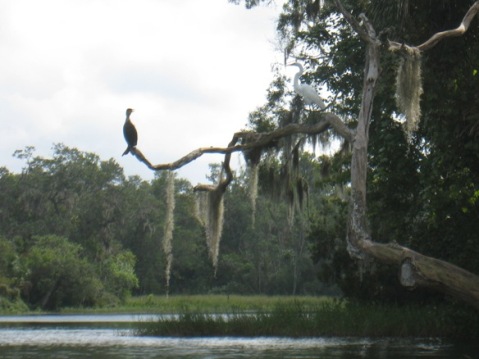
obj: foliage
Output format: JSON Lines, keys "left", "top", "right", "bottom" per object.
{"left": 101, "top": 250, "right": 139, "bottom": 301}
{"left": 24, "top": 235, "right": 103, "bottom": 310}
{"left": 0, "top": 144, "right": 325, "bottom": 310}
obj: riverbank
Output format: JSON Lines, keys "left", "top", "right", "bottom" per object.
{"left": 0, "top": 294, "right": 332, "bottom": 315}
{"left": 77, "top": 295, "right": 331, "bottom": 314}
{"left": 2, "top": 295, "right": 478, "bottom": 341}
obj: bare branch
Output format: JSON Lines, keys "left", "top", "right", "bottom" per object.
{"left": 323, "top": 113, "right": 354, "bottom": 140}
{"left": 130, "top": 145, "right": 240, "bottom": 172}
{"left": 194, "top": 135, "right": 238, "bottom": 193}
{"left": 129, "top": 114, "right": 352, "bottom": 173}
{"left": 389, "top": 1, "right": 479, "bottom": 53}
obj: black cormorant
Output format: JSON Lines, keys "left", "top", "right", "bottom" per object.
{"left": 122, "top": 108, "right": 138, "bottom": 156}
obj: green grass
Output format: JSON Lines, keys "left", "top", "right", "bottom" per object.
{"left": 59, "top": 294, "right": 331, "bottom": 314}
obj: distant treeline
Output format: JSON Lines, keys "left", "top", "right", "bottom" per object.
{"left": 0, "top": 144, "right": 327, "bottom": 310}
{"left": 1, "top": 133, "right": 479, "bottom": 312}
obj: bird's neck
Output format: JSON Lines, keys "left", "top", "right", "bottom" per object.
{"left": 293, "top": 73, "right": 301, "bottom": 89}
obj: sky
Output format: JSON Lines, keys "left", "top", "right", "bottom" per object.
{"left": 0, "top": 0, "right": 288, "bottom": 184}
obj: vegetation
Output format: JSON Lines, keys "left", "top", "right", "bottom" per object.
{"left": 219, "top": 0, "right": 479, "bottom": 308}
{"left": 134, "top": 297, "right": 479, "bottom": 341}
{"left": 91, "top": 294, "right": 331, "bottom": 314}
{"left": 0, "top": 145, "right": 324, "bottom": 311}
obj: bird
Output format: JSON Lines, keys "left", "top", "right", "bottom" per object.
{"left": 289, "top": 62, "right": 326, "bottom": 110}
{"left": 122, "top": 108, "right": 138, "bottom": 156}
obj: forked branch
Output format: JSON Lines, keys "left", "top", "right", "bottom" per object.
{"left": 130, "top": 112, "right": 351, "bottom": 174}
{"left": 389, "top": 1, "right": 479, "bottom": 53}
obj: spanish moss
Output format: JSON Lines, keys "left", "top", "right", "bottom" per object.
{"left": 195, "top": 189, "right": 225, "bottom": 276}
{"left": 248, "top": 163, "right": 259, "bottom": 228}
{"left": 163, "top": 171, "right": 175, "bottom": 296}
{"left": 395, "top": 48, "right": 423, "bottom": 142}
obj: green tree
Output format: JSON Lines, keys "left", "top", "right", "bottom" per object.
{"left": 101, "top": 250, "right": 139, "bottom": 301}
{"left": 24, "top": 235, "right": 103, "bottom": 310}
{"left": 0, "top": 236, "right": 20, "bottom": 300}
{"left": 1, "top": 145, "right": 143, "bottom": 307}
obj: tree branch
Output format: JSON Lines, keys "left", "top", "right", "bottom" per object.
{"left": 129, "top": 114, "right": 352, "bottom": 173}
{"left": 389, "top": 1, "right": 479, "bottom": 53}
{"left": 194, "top": 136, "right": 237, "bottom": 193}
{"left": 359, "top": 239, "right": 479, "bottom": 311}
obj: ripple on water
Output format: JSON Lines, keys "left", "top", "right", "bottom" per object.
{"left": 0, "top": 329, "right": 378, "bottom": 359}
{"left": 0, "top": 320, "right": 474, "bottom": 359}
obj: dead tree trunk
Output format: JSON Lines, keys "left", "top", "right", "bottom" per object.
{"left": 335, "top": 0, "right": 479, "bottom": 310}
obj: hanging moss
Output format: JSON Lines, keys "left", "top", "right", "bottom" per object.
{"left": 194, "top": 191, "right": 208, "bottom": 227}
{"left": 248, "top": 163, "right": 259, "bottom": 228}
{"left": 395, "top": 48, "right": 423, "bottom": 142}
{"left": 207, "top": 190, "right": 224, "bottom": 274}
{"left": 163, "top": 171, "right": 175, "bottom": 296}
{"left": 195, "top": 188, "right": 225, "bottom": 275}
{"left": 296, "top": 176, "right": 309, "bottom": 211}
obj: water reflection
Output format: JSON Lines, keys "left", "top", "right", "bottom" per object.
{"left": 0, "top": 314, "right": 164, "bottom": 323}
{"left": 0, "top": 314, "right": 475, "bottom": 358}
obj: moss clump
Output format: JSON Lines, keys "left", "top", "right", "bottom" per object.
{"left": 395, "top": 48, "right": 423, "bottom": 142}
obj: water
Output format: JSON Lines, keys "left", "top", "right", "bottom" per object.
{"left": 0, "top": 314, "right": 476, "bottom": 358}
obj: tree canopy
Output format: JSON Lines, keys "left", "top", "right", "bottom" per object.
{"left": 0, "top": 144, "right": 324, "bottom": 310}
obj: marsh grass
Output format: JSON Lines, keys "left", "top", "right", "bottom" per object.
{"left": 44, "top": 294, "right": 479, "bottom": 341}
{"left": 119, "top": 294, "right": 330, "bottom": 314}
{"left": 134, "top": 299, "right": 456, "bottom": 338}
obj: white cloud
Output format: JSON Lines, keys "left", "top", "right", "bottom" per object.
{"left": 0, "top": 0, "right": 284, "bottom": 184}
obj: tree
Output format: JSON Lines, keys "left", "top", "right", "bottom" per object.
{"left": 24, "top": 235, "right": 103, "bottom": 310}
{"left": 126, "top": 0, "right": 479, "bottom": 309}
{"left": 1, "top": 145, "right": 143, "bottom": 307}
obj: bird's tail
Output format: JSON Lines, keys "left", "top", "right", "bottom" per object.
{"left": 122, "top": 146, "right": 131, "bottom": 156}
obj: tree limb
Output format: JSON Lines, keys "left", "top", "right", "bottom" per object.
{"left": 194, "top": 136, "right": 237, "bottom": 193}
{"left": 389, "top": 1, "right": 479, "bottom": 53}
{"left": 129, "top": 114, "right": 352, "bottom": 173}
{"left": 359, "top": 239, "right": 479, "bottom": 311}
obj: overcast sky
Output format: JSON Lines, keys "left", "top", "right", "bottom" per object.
{"left": 0, "top": 0, "right": 288, "bottom": 184}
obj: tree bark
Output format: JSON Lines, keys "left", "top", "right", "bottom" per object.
{"left": 359, "top": 240, "right": 479, "bottom": 311}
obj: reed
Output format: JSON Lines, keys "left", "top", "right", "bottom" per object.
{"left": 134, "top": 299, "right": 459, "bottom": 338}
{"left": 121, "top": 294, "right": 330, "bottom": 314}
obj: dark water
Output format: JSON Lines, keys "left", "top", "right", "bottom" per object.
{"left": 0, "top": 315, "right": 477, "bottom": 358}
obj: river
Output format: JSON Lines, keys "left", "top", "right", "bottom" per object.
{"left": 0, "top": 314, "right": 476, "bottom": 358}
